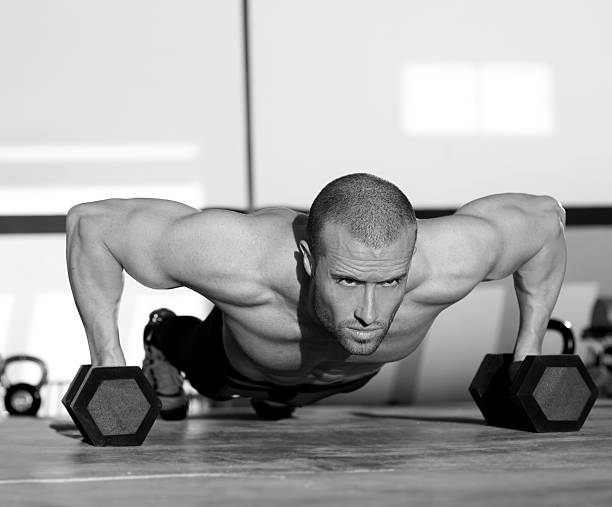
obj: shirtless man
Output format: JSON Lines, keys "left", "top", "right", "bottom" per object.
{"left": 66, "top": 173, "right": 566, "bottom": 420}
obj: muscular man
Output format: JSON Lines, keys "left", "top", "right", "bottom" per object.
{"left": 66, "top": 173, "right": 566, "bottom": 420}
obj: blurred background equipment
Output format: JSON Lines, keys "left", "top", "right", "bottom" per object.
{"left": 0, "top": 354, "right": 48, "bottom": 416}
{"left": 581, "top": 297, "right": 612, "bottom": 396}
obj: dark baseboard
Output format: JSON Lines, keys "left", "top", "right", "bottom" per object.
{"left": 0, "top": 215, "right": 67, "bottom": 234}
{"left": 0, "top": 207, "right": 610, "bottom": 234}
{"left": 415, "top": 207, "right": 612, "bottom": 225}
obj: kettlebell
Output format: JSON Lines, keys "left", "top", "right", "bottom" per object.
{"left": 0, "top": 355, "right": 48, "bottom": 416}
{"left": 547, "top": 318, "right": 575, "bottom": 354}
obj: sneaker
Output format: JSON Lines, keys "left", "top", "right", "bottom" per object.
{"left": 142, "top": 308, "right": 189, "bottom": 420}
{"left": 250, "top": 399, "right": 296, "bottom": 421}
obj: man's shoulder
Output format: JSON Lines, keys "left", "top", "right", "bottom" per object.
{"left": 408, "top": 214, "right": 500, "bottom": 305}
{"left": 244, "top": 207, "right": 307, "bottom": 254}
{"left": 247, "top": 207, "right": 306, "bottom": 230}
{"left": 156, "top": 206, "right": 303, "bottom": 306}
{"left": 246, "top": 207, "right": 307, "bottom": 289}
{"left": 177, "top": 206, "right": 303, "bottom": 249}
{"left": 416, "top": 212, "right": 500, "bottom": 264}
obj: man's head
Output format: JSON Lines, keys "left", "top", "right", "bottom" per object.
{"left": 300, "top": 173, "right": 417, "bottom": 356}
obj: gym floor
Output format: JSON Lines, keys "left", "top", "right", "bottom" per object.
{"left": 1, "top": 400, "right": 611, "bottom": 506}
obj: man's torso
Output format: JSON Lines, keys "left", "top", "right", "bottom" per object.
{"left": 188, "top": 209, "right": 487, "bottom": 387}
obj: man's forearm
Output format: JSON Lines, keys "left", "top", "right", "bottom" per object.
{"left": 66, "top": 207, "right": 126, "bottom": 367}
{"left": 512, "top": 229, "right": 567, "bottom": 361}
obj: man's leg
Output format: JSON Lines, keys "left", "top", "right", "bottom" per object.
{"left": 142, "top": 309, "right": 192, "bottom": 420}
{"left": 143, "top": 306, "right": 235, "bottom": 419}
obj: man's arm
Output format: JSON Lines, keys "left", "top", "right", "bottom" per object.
{"left": 66, "top": 198, "right": 269, "bottom": 366}
{"left": 455, "top": 193, "right": 567, "bottom": 362}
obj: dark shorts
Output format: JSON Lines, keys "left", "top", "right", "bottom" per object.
{"left": 157, "top": 307, "right": 379, "bottom": 407}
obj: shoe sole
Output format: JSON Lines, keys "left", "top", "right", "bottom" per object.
{"left": 160, "top": 405, "right": 189, "bottom": 421}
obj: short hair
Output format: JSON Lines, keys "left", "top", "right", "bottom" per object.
{"left": 307, "top": 173, "right": 417, "bottom": 256}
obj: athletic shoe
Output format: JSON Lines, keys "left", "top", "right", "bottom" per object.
{"left": 142, "top": 308, "right": 189, "bottom": 420}
{"left": 250, "top": 399, "right": 296, "bottom": 420}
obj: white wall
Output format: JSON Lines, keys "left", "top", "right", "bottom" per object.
{"left": 251, "top": 0, "right": 612, "bottom": 209}
{"left": 2, "top": 0, "right": 610, "bottom": 210}
{"left": 0, "top": 0, "right": 247, "bottom": 212}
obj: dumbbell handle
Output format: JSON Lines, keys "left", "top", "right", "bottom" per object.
{"left": 547, "top": 318, "right": 575, "bottom": 354}
{"left": 508, "top": 320, "right": 574, "bottom": 380}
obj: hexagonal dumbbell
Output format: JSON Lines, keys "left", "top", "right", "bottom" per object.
{"left": 62, "top": 365, "right": 161, "bottom": 446}
{"left": 470, "top": 319, "right": 598, "bottom": 432}
{"left": 470, "top": 353, "right": 598, "bottom": 432}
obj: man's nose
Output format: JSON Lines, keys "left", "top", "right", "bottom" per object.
{"left": 354, "top": 285, "right": 378, "bottom": 326}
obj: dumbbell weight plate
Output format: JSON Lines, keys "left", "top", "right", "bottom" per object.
{"left": 511, "top": 355, "right": 598, "bottom": 432}
{"left": 470, "top": 354, "right": 598, "bottom": 432}
{"left": 62, "top": 365, "right": 161, "bottom": 446}
{"left": 469, "top": 354, "right": 524, "bottom": 429}
{"left": 62, "top": 365, "right": 95, "bottom": 442}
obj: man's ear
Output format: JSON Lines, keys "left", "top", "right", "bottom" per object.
{"left": 299, "top": 240, "right": 314, "bottom": 277}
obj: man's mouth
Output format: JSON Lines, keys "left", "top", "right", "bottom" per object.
{"left": 346, "top": 328, "right": 383, "bottom": 339}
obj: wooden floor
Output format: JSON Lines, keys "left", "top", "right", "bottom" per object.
{"left": 1, "top": 400, "right": 612, "bottom": 506}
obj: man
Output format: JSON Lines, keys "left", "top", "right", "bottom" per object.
{"left": 66, "top": 173, "right": 566, "bottom": 420}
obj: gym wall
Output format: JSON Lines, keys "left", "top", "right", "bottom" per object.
{"left": 0, "top": 1, "right": 611, "bottom": 413}
{"left": 0, "top": 0, "right": 247, "bottom": 214}
{"left": 250, "top": 0, "right": 611, "bottom": 209}
{"left": 0, "top": 0, "right": 245, "bottom": 413}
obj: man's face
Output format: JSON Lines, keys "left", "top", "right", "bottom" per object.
{"left": 302, "top": 222, "right": 415, "bottom": 356}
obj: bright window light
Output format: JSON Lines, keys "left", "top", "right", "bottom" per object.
{"left": 0, "top": 143, "right": 200, "bottom": 163}
{"left": 402, "top": 62, "right": 554, "bottom": 137}
{"left": 479, "top": 64, "right": 554, "bottom": 135}
{"left": 402, "top": 63, "right": 478, "bottom": 135}
{"left": 0, "top": 184, "right": 205, "bottom": 215}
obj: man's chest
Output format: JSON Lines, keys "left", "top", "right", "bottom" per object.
{"left": 221, "top": 298, "right": 444, "bottom": 385}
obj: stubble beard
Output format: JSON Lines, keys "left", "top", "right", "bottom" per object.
{"left": 312, "top": 291, "right": 391, "bottom": 356}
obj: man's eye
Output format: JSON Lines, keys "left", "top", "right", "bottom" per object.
{"left": 381, "top": 279, "right": 400, "bottom": 287}
{"left": 338, "top": 278, "right": 358, "bottom": 286}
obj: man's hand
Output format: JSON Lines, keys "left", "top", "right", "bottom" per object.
{"left": 94, "top": 350, "right": 127, "bottom": 368}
